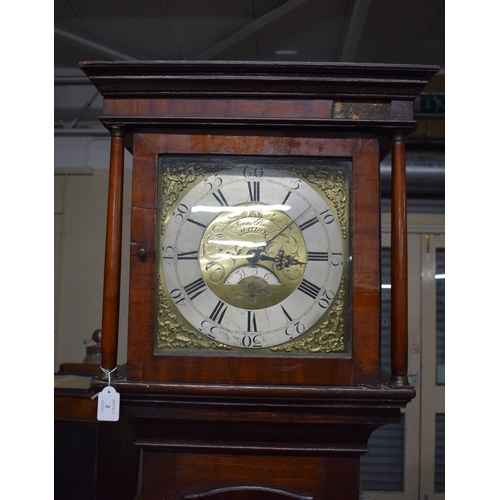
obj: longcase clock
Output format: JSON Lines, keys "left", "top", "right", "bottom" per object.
{"left": 80, "top": 61, "right": 438, "bottom": 500}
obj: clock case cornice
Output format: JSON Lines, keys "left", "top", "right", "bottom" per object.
{"left": 78, "top": 60, "right": 438, "bottom": 100}
{"left": 79, "top": 60, "right": 439, "bottom": 156}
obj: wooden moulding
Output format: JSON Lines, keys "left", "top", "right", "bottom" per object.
{"left": 79, "top": 60, "right": 440, "bottom": 101}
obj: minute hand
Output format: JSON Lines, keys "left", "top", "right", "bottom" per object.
{"left": 246, "top": 208, "right": 310, "bottom": 265}
{"left": 265, "top": 207, "right": 310, "bottom": 247}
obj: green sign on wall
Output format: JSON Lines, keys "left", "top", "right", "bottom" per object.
{"left": 414, "top": 93, "right": 445, "bottom": 114}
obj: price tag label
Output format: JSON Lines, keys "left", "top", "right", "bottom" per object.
{"left": 96, "top": 386, "right": 120, "bottom": 421}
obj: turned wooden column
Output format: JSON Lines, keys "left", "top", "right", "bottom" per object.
{"left": 100, "top": 126, "right": 125, "bottom": 376}
{"left": 390, "top": 135, "right": 409, "bottom": 386}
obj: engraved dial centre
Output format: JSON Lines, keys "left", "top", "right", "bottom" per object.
{"left": 199, "top": 203, "right": 307, "bottom": 310}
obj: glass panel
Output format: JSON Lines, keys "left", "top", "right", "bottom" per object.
{"left": 434, "top": 413, "right": 445, "bottom": 492}
{"left": 435, "top": 249, "right": 445, "bottom": 384}
{"left": 380, "top": 248, "right": 391, "bottom": 374}
{"left": 360, "top": 416, "right": 405, "bottom": 492}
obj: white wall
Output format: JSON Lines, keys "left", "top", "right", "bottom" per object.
{"left": 54, "top": 135, "right": 132, "bottom": 370}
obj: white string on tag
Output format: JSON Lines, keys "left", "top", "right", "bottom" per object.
{"left": 92, "top": 366, "right": 120, "bottom": 421}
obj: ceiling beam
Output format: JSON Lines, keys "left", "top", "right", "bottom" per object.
{"left": 54, "top": 27, "right": 136, "bottom": 61}
{"left": 195, "top": 0, "right": 309, "bottom": 60}
{"left": 339, "top": 0, "right": 372, "bottom": 61}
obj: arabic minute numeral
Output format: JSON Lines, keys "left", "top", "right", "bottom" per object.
{"left": 242, "top": 334, "right": 263, "bottom": 348}
{"left": 203, "top": 175, "right": 223, "bottom": 192}
{"left": 243, "top": 166, "right": 264, "bottom": 178}
{"left": 172, "top": 203, "right": 189, "bottom": 223}
{"left": 331, "top": 252, "right": 342, "bottom": 266}
{"left": 200, "top": 320, "right": 221, "bottom": 340}
{"left": 320, "top": 209, "right": 335, "bottom": 225}
{"left": 285, "top": 321, "right": 306, "bottom": 337}
{"left": 318, "top": 289, "right": 335, "bottom": 309}
{"left": 162, "top": 245, "right": 175, "bottom": 263}
{"left": 170, "top": 288, "right": 186, "bottom": 306}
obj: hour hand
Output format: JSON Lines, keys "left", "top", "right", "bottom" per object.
{"left": 273, "top": 249, "right": 306, "bottom": 270}
{"left": 246, "top": 246, "right": 267, "bottom": 264}
{"left": 246, "top": 248, "right": 305, "bottom": 269}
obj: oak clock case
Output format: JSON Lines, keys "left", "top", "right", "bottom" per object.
{"left": 155, "top": 156, "right": 351, "bottom": 357}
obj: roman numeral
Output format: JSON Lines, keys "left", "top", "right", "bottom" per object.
{"left": 184, "top": 277, "right": 207, "bottom": 300}
{"left": 212, "top": 189, "right": 229, "bottom": 207}
{"left": 299, "top": 216, "right": 319, "bottom": 232}
{"left": 247, "top": 311, "right": 258, "bottom": 332}
{"left": 177, "top": 250, "right": 198, "bottom": 260}
{"left": 209, "top": 300, "right": 228, "bottom": 324}
{"left": 307, "top": 251, "right": 328, "bottom": 262}
{"left": 187, "top": 218, "right": 207, "bottom": 230}
{"left": 281, "top": 305, "right": 293, "bottom": 323}
{"left": 281, "top": 190, "right": 292, "bottom": 205}
{"left": 297, "top": 279, "right": 321, "bottom": 300}
{"left": 247, "top": 181, "right": 260, "bottom": 202}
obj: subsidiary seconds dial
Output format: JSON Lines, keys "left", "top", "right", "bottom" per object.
{"left": 159, "top": 165, "right": 345, "bottom": 349}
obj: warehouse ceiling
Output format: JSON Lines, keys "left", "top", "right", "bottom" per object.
{"left": 54, "top": 0, "right": 445, "bottom": 132}
{"left": 55, "top": 0, "right": 444, "bottom": 68}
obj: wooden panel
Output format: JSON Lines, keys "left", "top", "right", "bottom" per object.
{"left": 105, "top": 98, "right": 335, "bottom": 121}
{"left": 138, "top": 355, "right": 355, "bottom": 386}
{"left": 209, "top": 133, "right": 287, "bottom": 155}
{"left": 352, "top": 138, "right": 380, "bottom": 295}
{"left": 352, "top": 293, "right": 380, "bottom": 380}
{"left": 141, "top": 452, "right": 362, "bottom": 500}
{"left": 127, "top": 207, "right": 156, "bottom": 379}
{"left": 131, "top": 158, "right": 157, "bottom": 209}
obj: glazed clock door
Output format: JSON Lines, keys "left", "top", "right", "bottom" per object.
{"left": 126, "top": 131, "right": 381, "bottom": 386}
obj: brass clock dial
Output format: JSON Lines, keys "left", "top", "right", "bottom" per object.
{"left": 156, "top": 157, "right": 350, "bottom": 354}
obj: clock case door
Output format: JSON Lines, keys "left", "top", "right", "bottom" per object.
{"left": 127, "top": 131, "right": 380, "bottom": 386}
